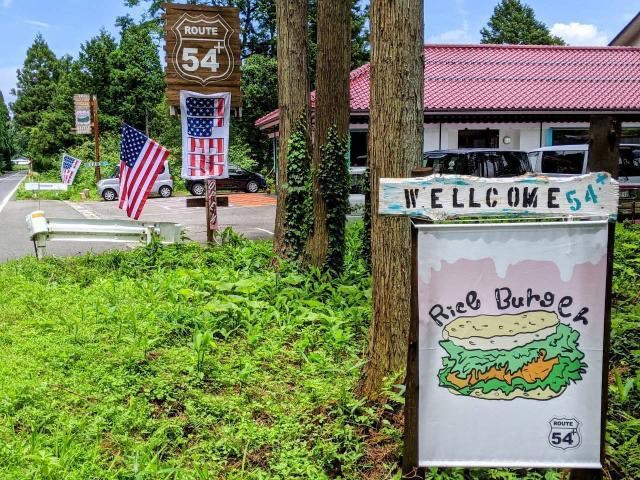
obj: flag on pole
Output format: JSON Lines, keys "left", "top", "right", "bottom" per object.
{"left": 61, "top": 153, "right": 81, "bottom": 185}
{"left": 180, "top": 90, "right": 230, "bottom": 180}
{"left": 118, "top": 124, "right": 170, "bottom": 220}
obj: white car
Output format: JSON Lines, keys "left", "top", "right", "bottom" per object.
{"left": 97, "top": 161, "right": 174, "bottom": 201}
{"left": 527, "top": 144, "right": 640, "bottom": 185}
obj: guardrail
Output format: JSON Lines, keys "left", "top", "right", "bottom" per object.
{"left": 25, "top": 210, "right": 182, "bottom": 259}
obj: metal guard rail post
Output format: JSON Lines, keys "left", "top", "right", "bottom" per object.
{"left": 25, "top": 211, "right": 182, "bottom": 259}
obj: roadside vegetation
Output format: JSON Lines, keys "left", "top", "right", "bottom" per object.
{"left": 0, "top": 223, "right": 638, "bottom": 479}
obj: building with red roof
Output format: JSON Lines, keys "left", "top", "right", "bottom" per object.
{"left": 256, "top": 44, "right": 640, "bottom": 166}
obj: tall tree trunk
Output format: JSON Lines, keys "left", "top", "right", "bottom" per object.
{"left": 587, "top": 115, "right": 621, "bottom": 179}
{"left": 569, "top": 115, "right": 620, "bottom": 480}
{"left": 359, "top": 0, "right": 424, "bottom": 396}
{"left": 306, "top": 0, "right": 352, "bottom": 267}
{"left": 273, "top": 0, "right": 310, "bottom": 257}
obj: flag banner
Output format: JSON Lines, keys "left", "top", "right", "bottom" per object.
{"left": 61, "top": 153, "right": 82, "bottom": 185}
{"left": 119, "top": 124, "right": 170, "bottom": 220}
{"left": 415, "top": 220, "right": 609, "bottom": 468}
{"left": 180, "top": 90, "right": 230, "bottom": 180}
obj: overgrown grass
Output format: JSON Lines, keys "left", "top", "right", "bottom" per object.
{"left": 0, "top": 224, "right": 638, "bottom": 479}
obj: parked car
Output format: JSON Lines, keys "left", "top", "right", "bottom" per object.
{"left": 422, "top": 149, "right": 531, "bottom": 177}
{"left": 527, "top": 144, "right": 640, "bottom": 185}
{"left": 97, "top": 161, "right": 173, "bottom": 201}
{"left": 185, "top": 164, "right": 267, "bottom": 195}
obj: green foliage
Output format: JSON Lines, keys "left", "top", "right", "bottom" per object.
{"left": 0, "top": 225, "right": 372, "bottom": 478}
{"left": 228, "top": 136, "right": 258, "bottom": 172}
{"left": 317, "top": 126, "right": 350, "bottom": 274}
{"left": 28, "top": 59, "right": 79, "bottom": 161}
{"left": 361, "top": 167, "right": 372, "bottom": 271}
{"left": 284, "top": 117, "right": 313, "bottom": 260}
{"left": 75, "top": 29, "right": 121, "bottom": 131}
{"left": 235, "top": 54, "right": 279, "bottom": 171}
{"left": 107, "top": 22, "right": 164, "bottom": 131}
{"left": 11, "top": 34, "right": 61, "bottom": 130}
{"left": 480, "top": 0, "right": 565, "bottom": 45}
{"left": 0, "top": 90, "right": 13, "bottom": 172}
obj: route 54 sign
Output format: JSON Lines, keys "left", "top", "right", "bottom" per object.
{"left": 172, "top": 13, "right": 234, "bottom": 84}
{"left": 164, "top": 3, "right": 241, "bottom": 108}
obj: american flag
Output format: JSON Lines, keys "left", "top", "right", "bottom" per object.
{"left": 61, "top": 154, "right": 81, "bottom": 185}
{"left": 188, "top": 138, "right": 225, "bottom": 177}
{"left": 187, "top": 117, "right": 223, "bottom": 137}
{"left": 118, "top": 124, "right": 170, "bottom": 220}
{"left": 185, "top": 96, "right": 224, "bottom": 118}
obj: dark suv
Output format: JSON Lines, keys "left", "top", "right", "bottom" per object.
{"left": 185, "top": 164, "right": 268, "bottom": 195}
{"left": 422, "top": 149, "right": 531, "bottom": 177}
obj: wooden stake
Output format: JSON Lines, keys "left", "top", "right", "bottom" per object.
{"left": 205, "top": 177, "right": 218, "bottom": 242}
{"left": 91, "top": 95, "right": 101, "bottom": 182}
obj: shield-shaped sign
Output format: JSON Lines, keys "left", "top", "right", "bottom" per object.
{"left": 171, "top": 13, "right": 235, "bottom": 85}
{"left": 548, "top": 417, "right": 582, "bottom": 450}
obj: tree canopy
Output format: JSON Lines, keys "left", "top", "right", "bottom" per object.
{"left": 480, "top": 0, "right": 565, "bottom": 45}
{"left": 11, "top": 34, "right": 61, "bottom": 129}
{"left": 0, "top": 91, "right": 13, "bottom": 171}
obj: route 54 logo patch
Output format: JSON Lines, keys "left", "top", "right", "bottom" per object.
{"left": 548, "top": 417, "right": 582, "bottom": 450}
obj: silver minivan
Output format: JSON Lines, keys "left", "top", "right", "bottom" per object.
{"left": 528, "top": 144, "right": 640, "bottom": 185}
{"left": 97, "top": 161, "right": 173, "bottom": 201}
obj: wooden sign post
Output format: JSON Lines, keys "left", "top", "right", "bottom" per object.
{"left": 205, "top": 177, "right": 218, "bottom": 242}
{"left": 377, "top": 173, "right": 619, "bottom": 476}
{"left": 72, "top": 94, "right": 101, "bottom": 181}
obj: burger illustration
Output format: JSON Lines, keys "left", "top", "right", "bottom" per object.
{"left": 438, "top": 311, "right": 586, "bottom": 400}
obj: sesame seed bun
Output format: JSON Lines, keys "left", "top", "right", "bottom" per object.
{"left": 443, "top": 311, "right": 560, "bottom": 350}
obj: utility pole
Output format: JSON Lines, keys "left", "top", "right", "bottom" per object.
{"left": 91, "top": 95, "right": 101, "bottom": 182}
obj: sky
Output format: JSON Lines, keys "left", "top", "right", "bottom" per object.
{"left": 0, "top": 0, "right": 637, "bottom": 105}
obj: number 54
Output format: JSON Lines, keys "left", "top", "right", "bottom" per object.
{"left": 181, "top": 48, "right": 219, "bottom": 72}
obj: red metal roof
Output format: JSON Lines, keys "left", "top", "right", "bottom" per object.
{"left": 255, "top": 44, "right": 640, "bottom": 129}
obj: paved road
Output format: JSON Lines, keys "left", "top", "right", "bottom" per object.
{"left": 0, "top": 175, "right": 276, "bottom": 262}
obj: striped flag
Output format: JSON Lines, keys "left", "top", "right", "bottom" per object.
{"left": 118, "top": 124, "right": 170, "bottom": 220}
{"left": 61, "top": 153, "right": 81, "bottom": 185}
{"left": 180, "top": 91, "right": 230, "bottom": 180}
{"left": 188, "top": 138, "right": 225, "bottom": 177}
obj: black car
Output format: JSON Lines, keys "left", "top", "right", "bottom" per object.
{"left": 422, "top": 149, "right": 531, "bottom": 177}
{"left": 185, "top": 164, "right": 268, "bottom": 195}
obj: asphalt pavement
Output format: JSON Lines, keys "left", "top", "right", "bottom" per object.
{"left": 0, "top": 172, "right": 276, "bottom": 262}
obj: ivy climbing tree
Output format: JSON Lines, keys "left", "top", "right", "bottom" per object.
{"left": 317, "top": 126, "right": 350, "bottom": 274}
{"left": 284, "top": 117, "right": 313, "bottom": 260}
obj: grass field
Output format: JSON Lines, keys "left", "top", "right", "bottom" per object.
{"left": 0, "top": 224, "right": 638, "bottom": 479}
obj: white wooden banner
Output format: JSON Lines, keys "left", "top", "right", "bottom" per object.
{"left": 73, "top": 94, "right": 92, "bottom": 135}
{"left": 380, "top": 173, "right": 619, "bottom": 219}
{"left": 416, "top": 220, "right": 608, "bottom": 468}
{"left": 25, "top": 183, "right": 69, "bottom": 192}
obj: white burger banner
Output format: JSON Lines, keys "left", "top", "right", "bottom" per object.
{"left": 416, "top": 220, "right": 608, "bottom": 468}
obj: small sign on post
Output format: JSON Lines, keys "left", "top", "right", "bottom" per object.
{"left": 73, "top": 94, "right": 92, "bottom": 135}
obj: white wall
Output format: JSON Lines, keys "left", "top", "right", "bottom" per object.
{"left": 520, "top": 127, "right": 542, "bottom": 151}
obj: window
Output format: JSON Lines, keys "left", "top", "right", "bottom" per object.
{"left": 471, "top": 152, "right": 530, "bottom": 177}
{"left": 620, "top": 146, "right": 640, "bottom": 178}
{"left": 551, "top": 129, "right": 589, "bottom": 146}
{"left": 540, "top": 150, "right": 585, "bottom": 174}
{"left": 458, "top": 129, "right": 499, "bottom": 149}
{"left": 424, "top": 153, "right": 469, "bottom": 174}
